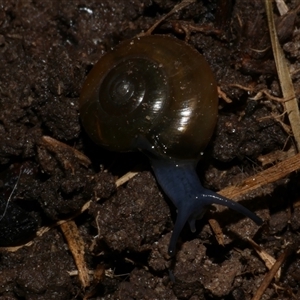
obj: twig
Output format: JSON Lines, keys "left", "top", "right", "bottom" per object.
{"left": 60, "top": 221, "right": 90, "bottom": 288}
{"left": 137, "top": 0, "right": 196, "bottom": 37}
{"left": 219, "top": 152, "right": 300, "bottom": 202}
{"left": 251, "top": 247, "right": 293, "bottom": 300}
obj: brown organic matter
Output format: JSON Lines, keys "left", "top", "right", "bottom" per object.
{"left": 0, "top": 1, "right": 300, "bottom": 299}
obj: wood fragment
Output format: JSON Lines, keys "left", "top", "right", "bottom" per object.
{"left": 219, "top": 153, "right": 300, "bottom": 202}
{"left": 60, "top": 220, "right": 90, "bottom": 288}
{"left": 208, "top": 219, "right": 225, "bottom": 246}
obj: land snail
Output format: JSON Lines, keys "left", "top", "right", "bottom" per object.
{"left": 79, "top": 35, "right": 263, "bottom": 256}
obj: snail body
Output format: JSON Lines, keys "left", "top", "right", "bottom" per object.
{"left": 80, "top": 35, "right": 262, "bottom": 255}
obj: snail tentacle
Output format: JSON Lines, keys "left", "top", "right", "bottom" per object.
{"left": 150, "top": 159, "right": 263, "bottom": 256}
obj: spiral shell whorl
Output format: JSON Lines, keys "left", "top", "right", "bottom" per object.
{"left": 79, "top": 35, "right": 218, "bottom": 160}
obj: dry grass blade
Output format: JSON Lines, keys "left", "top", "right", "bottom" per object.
{"left": 247, "top": 238, "right": 281, "bottom": 281}
{"left": 251, "top": 247, "right": 293, "bottom": 300}
{"left": 115, "top": 171, "right": 139, "bottom": 187}
{"left": 275, "top": 0, "right": 289, "bottom": 15}
{"left": 265, "top": 0, "right": 300, "bottom": 151}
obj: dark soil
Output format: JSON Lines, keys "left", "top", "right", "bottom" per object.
{"left": 1, "top": 0, "right": 300, "bottom": 299}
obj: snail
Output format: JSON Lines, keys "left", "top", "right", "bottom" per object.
{"left": 79, "top": 35, "right": 263, "bottom": 256}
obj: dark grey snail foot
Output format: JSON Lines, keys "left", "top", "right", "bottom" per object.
{"left": 150, "top": 159, "right": 263, "bottom": 256}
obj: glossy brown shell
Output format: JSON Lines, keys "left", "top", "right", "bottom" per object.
{"left": 79, "top": 35, "right": 218, "bottom": 160}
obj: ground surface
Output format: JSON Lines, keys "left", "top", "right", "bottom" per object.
{"left": 0, "top": 0, "right": 300, "bottom": 299}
